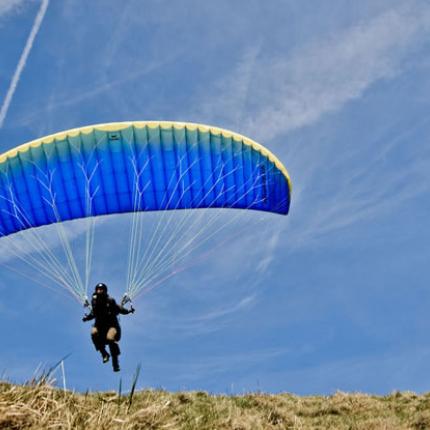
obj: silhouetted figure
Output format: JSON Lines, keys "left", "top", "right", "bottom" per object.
{"left": 83, "top": 283, "right": 134, "bottom": 372}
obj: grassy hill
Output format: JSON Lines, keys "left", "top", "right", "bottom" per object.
{"left": 1, "top": 380, "right": 430, "bottom": 429}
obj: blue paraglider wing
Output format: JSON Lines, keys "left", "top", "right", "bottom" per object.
{"left": 0, "top": 121, "right": 291, "bottom": 237}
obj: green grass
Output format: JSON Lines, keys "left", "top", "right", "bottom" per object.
{"left": 1, "top": 380, "right": 430, "bottom": 429}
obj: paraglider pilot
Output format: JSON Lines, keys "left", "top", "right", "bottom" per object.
{"left": 82, "top": 283, "right": 134, "bottom": 372}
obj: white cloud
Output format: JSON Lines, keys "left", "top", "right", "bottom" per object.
{"left": 196, "top": 2, "right": 430, "bottom": 141}
{"left": 0, "top": 0, "right": 26, "bottom": 17}
{"left": 191, "top": 2, "right": 430, "bottom": 255}
{"left": 15, "top": 49, "right": 183, "bottom": 127}
{"left": 188, "top": 294, "right": 256, "bottom": 323}
{"left": 284, "top": 117, "right": 430, "bottom": 252}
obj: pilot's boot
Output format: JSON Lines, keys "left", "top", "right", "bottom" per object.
{"left": 101, "top": 348, "right": 110, "bottom": 363}
{"left": 112, "top": 354, "right": 120, "bottom": 372}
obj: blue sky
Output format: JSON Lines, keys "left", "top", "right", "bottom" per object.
{"left": 0, "top": 0, "right": 429, "bottom": 395}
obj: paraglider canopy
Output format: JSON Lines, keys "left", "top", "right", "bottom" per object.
{"left": 0, "top": 121, "right": 291, "bottom": 238}
{"left": 0, "top": 121, "right": 292, "bottom": 303}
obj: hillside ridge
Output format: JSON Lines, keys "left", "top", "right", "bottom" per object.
{"left": 1, "top": 381, "right": 429, "bottom": 429}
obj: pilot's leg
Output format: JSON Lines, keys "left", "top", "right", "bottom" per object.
{"left": 91, "top": 326, "right": 109, "bottom": 362}
{"left": 106, "top": 327, "right": 120, "bottom": 372}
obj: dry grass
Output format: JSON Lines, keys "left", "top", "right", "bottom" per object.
{"left": 1, "top": 380, "right": 430, "bottom": 429}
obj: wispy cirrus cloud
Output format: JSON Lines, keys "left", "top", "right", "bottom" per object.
{"left": 248, "top": 2, "right": 430, "bottom": 141}
{"left": 156, "top": 4, "right": 430, "bottom": 301}
{"left": 191, "top": 2, "right": 430, "bottom": 255}
{"left": 139, "top": 293, "right": 258, "bottom": 338}
{"left": 15, "top": 50, "right": 184, "bottom": 128}
{"left": 195, "top": 2, "right": 430, "bottom": 142}
{"left": 284, "top": 114, "right": 430, "bottom": 252}
{"left": 0, "top": 0, "right": 26, "bottom": 17}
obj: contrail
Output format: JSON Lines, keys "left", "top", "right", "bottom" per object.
{"left": 0, "top": 0, "right": 49, "bottom": 128}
